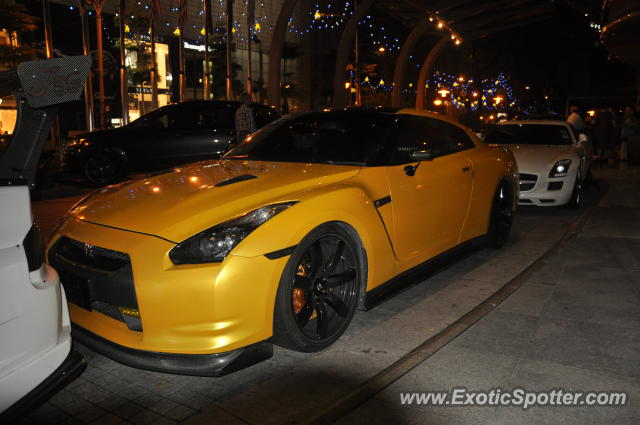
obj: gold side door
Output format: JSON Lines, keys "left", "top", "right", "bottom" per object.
{"left": 387, "top": 115, "right": 475, "bottom": 271}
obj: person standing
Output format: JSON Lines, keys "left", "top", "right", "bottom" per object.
{"left": 621, "top": 106, "right": 640, "bottom": 163}
{"left": 567, "top": 106, "right": 586, "bottom": 134}
{"left": 235, "top": 92, "right": 256, "bottom": 145}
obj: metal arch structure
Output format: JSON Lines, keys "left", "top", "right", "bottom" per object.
{"left": 267, "top": 0, "right": 301, "bottom": 109}
{"left": 331, "top": 0, "right": 375, "bottom": 108}
{"left": 391, "top": 19, "right": 430, "bottom": 107}
{"left": 363, "top": 0, "right": 554, "bottom": 109}
{"left": 415, "top": 36, "right": 449, "bottom": 110}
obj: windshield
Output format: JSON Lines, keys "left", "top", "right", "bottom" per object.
{"left": 223, "top": 112, "right": 397, "bottom": 166}
{"left": 485, "top": 124, "right": 573, "bottom": 145}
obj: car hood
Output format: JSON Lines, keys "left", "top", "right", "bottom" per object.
{"left": 69, "top": 160, "right": 361, "bottom": 243}
{"left": 75, "top": 127, "right": 121, "bottom": 140}
{"left": 500, "top": 144, "right": 577, "bottom": 173}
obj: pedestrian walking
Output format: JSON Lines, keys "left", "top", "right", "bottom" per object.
{"left": 567, "top": 106, "right": 586, "bottom": 134}
{"left": 621, "top": 106, "right": 640, "bottom": 164}
{"left": 592, "top": 108, "right": 614, "bottom": 161}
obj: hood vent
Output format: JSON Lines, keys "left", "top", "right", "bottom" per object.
{"left": 214, "top": 174, "right": 258, "bottom": 187}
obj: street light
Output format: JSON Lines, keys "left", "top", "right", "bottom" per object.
{"left": 437, "top": 88, "right": 450, "bottom": 97}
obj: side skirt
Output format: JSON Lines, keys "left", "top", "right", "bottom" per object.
{"left": 364, "top": 235, "right": 487, "bottom": 310}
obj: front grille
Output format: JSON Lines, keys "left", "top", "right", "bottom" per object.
{"left": 49, "top": 237, "right": 142, "bottom": 332}
{"left": 519, "top": 173, "right": 538, "bottom": 192}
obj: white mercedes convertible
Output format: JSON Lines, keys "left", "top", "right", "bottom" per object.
{"left": 485, "top": 120, "right": 591, "bottom": 208}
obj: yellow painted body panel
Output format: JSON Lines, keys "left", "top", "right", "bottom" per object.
{"left": 49, "top": 109, "right": 517, "bottom": 356}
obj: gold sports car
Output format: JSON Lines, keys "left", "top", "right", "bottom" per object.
{"left": 48, "top": 109, "right": 518, "bottom": 376}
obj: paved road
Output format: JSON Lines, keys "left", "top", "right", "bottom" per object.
{"left": 20, "top": 167, "right": 639, "bottom": 425}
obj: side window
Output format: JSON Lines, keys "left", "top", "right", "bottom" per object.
{"left": 559, "top": 126, "right": 572, "bottom": 144}
{"left": 439, "top": 121, "right": 475, "bottom": 152}
{"left": 155, "top": 112, "right": 169, "bottom": 130}
{"left": 144, "top": 106, "right": 194, "bottom": 131}
{"left": 390, "top": 116, "right": 451, "bottom": 164}
{"left": 197, "top": 107, "right": 234, "bottom": 130}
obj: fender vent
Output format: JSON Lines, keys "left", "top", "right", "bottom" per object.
{"left": 215, "top": 174, "right": 257, "bottom": 187}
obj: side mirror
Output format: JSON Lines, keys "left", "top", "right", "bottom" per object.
{"left": 578, "top": 133, "right": 588, "bottom": 143}
{"left": 410, "top": 150, "right": 434, "bottom": 161}
{"left": 404, "top": 150, "right": 434, "bottom": 176}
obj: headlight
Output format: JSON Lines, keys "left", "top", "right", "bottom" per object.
{"left": 549, "top": 159, "right": 571, "bottom": 178}
{"left": 169, "top": 202, "right": 298, "bottom": 265}
{"left": 65, "top": 138, "right": 79, "bottom": 148}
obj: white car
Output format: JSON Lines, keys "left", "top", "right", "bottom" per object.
{"left": 0, "top": 56, "right": 89, "bottom": 421}
{"left": 485, "top": 120, "right": 591, "bottom": 208}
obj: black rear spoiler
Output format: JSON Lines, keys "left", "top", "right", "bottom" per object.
{"left": 0, "top": 55, "right": 91, "bottom": 187}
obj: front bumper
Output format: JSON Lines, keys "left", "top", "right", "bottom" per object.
{"left": 517, "top": 171, "right": 575, "bottom": 206}
{"left": 73, "top": 325, "right": 272, "bottom": 376}
{"left": 0, "top": 349, "right": 86, "bottom": 423}
{"left": 47, "top": 218, "right": 289, "bottom": 371}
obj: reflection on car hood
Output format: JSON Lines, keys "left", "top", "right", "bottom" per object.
{"left": 500, "top": 144, "right": 578, "bottom": 173}
{"left": 69, "top": 160, "right": 361, "bottom": 242}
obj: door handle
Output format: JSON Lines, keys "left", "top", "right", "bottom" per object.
{"left": 462, "top": 165, "right": 471, "bottom": 172}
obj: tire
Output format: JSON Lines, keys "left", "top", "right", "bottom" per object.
{"left": 272, "top": 223, "right": 361, "bottom": 352}
{"left": 487, "top": 182, "right": 514, "bottom": 249}
{"left": 565, "top": 171, "right": 582, "bottom": 209}
{"left": 84, "top": 152, "right": 120, "bottom": 187}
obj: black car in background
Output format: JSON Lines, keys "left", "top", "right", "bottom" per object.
{"left": 62, "top": 100, "right": 279, "bottom": 186}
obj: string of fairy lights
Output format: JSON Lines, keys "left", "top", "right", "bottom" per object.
{"left": 67, "top": 1, "right": 458, "bottom": 51}
{"left": 427, "top": 71, "right": 517, "bottom": 111}
{"left": 64, "top": 0, "right": 518, "bottom": 110}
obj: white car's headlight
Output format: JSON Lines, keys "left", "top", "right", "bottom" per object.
{"left": 169, "top": 202, "right": 297, "bottom": 265}
{"left": 549, "top": 159, "right": 571, "bottom": 178}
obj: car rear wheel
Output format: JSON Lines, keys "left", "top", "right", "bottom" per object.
{"left": 273, "top": 223, "right": 361, "bottom": 352}
{"left": 84, "top": 153, "right": 119, "bottom": 187}
{"left": 487, "top": 182, "right": 514, "bottom": 249}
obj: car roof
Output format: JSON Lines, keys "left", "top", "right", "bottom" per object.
{"left": 497, "top": 120, "right": 571, "bottom": 127}
{"left": 296, "top": 107, "right": 469, "bottom": 128}
{"left": 168, "top": 100, "right": 277, "bottom": 110}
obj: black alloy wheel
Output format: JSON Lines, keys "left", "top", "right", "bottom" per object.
{"left": 487, "top": 183, "right": 514, "bottom": 249}
{"left": 84, "top": 152, "right": 119, "bottom": 187}
{"left": 273, "top": 223, "right": 361, "bottom": 352}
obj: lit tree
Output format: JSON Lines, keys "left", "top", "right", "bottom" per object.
{"left": 0, "top": 0, "right": 39, "bottom": 69}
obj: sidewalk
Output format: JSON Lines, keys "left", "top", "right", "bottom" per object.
{"left": 337, "top": 167, "right": 640, "bottom": 425}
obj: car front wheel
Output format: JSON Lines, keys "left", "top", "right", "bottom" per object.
{"left": 84, "top": 152, "right": 120, "bottom": 187}
{"left": 487, "top": 182, "right": 514, "bottom": 249}
{"left": 565, "top": 171, "right": 582, "bottom": 209}
{"left": 272, "top": 223, "right": 361, "bottom": 352}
